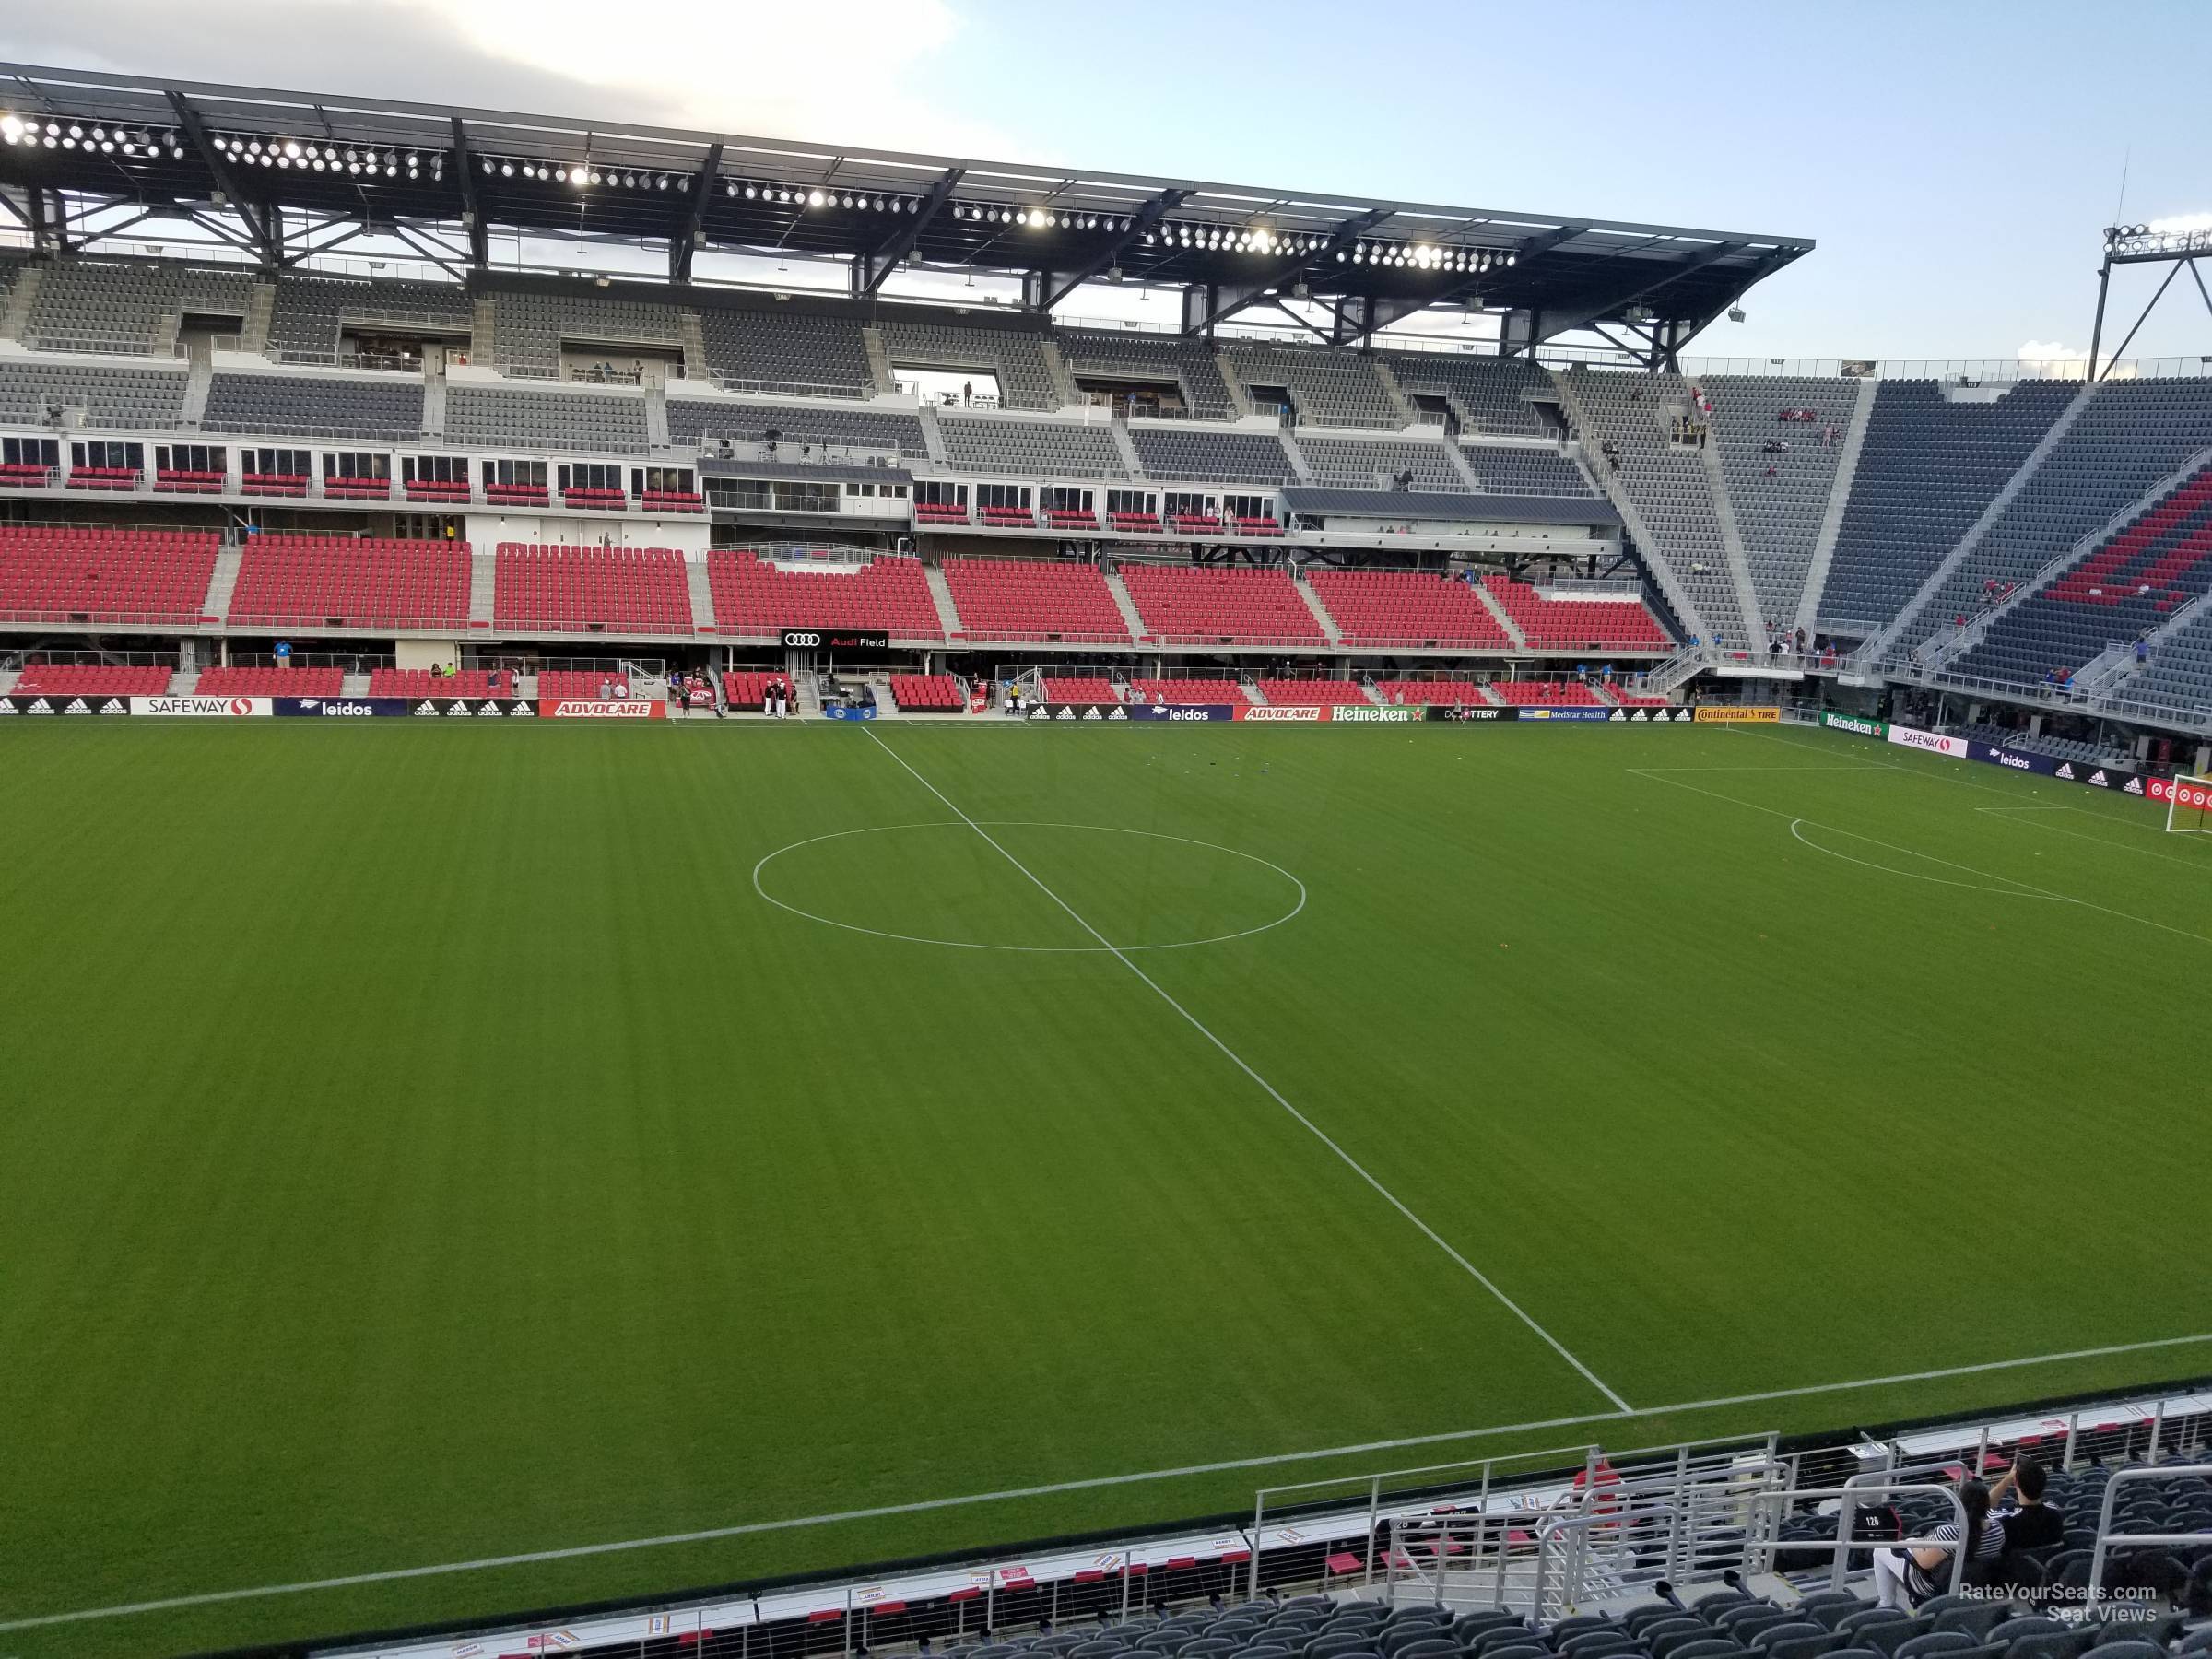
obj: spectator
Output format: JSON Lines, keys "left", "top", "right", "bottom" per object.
{"left": 1990, "top": 1456, "right": 2064, "bottom": 1553}
{"left": 1872, "top": 1478, "right": 2001, "bottom": 1609}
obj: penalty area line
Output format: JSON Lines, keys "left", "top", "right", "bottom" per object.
{"left": 8, "top": 1329, "right": 2211, "bottom": 1634}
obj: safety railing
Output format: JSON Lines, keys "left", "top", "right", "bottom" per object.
{"left": 688, "top": 370, "right": 875, "bottom": 400}
{"left": 21, "top": 332, "right": 160, "bottom": 356}
{"left": 2087, "top": 1462, "right": 2212, "bottom": 1607}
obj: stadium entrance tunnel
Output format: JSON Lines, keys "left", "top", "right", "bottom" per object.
{"left": 752, "top": 822, "right": 1306, "bottom": 952}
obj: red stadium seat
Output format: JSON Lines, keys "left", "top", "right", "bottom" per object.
{"left": 194, "top": 665, "right": 345, "bottom": 697}
{"left": 1038, "top": 676, "right": 1121, "bottom": 704}
{"left": 1308, "top": 571, "right": 1513, "bottom": 649}
{"left": 1118, "top": 566, "right": 1325, "bottom": 647}
{"left": 492, "top": 544, "right": 695, "bottom": 634}
{"left": 368, "top": 668, "right": 513, "bottom": 699}
{"left": 1130, "top": 678, "right": 1246, "bottom": 705}
{"left": 1488, "top": 678, "right": 1605, "bottom": 706}
{"left": 1371, "top": 678, "right": 1488, "bottom": 706}
{"left": 706, "top": 550, "right": 942, "bottom": 641}
{"left": 1253, "top": 677, "right": 1372, "bottom": 707}
{"left": 0, "top": 526, "right": 220, "bottom": 626}
{"left": 888, "top": 674, "right": 965, "bottom": 712}
{"left": 14, "top": 662, "right": 174, "bottom": 696}
{"left": 942, "top": 559, "right": 1131, "bottom": 644}
{"left": 1481, "top": 575, "right": 1669, "bottom": 650}
{"left": 228, "top": 535, "right": 472, "bottom": 630}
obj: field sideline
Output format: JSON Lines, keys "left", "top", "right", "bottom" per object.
{"left": 3, "top": 716, "right": 2208, "bottom": 1658}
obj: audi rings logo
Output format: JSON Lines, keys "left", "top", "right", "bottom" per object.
{"left": 785, "top": 632, "right": 824, "bottom": 647}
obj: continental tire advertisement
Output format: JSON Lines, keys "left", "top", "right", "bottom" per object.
{"left": 1693, "top": 705, "right": 1780, "bottom": 723}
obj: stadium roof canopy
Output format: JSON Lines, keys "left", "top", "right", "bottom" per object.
{"left": 0, "top": 62, "right": 1813, "bottom": 363}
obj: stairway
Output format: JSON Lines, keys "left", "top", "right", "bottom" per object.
{"left": 0, "top": 263, "right": 42, "bottom": 340}
{"left": 1697, "top": 431, "right": 1769, "bottom": 637}
{"left": 1473, "top": 579, "right": 1527, "bottom": 648}
{"left": 1294, "top": 574, "right": 1342, "bottom": 645}
{"left": 686, "top": 554, "right": 717, "bottom": 631}
{"left": 1103, "top": 569, "right": 1151, "bottom": 641}
{"left": 1372, "top": 357, "right": 1420, "bottom": 429}
{"left": 180, "top": 346, "right": 214, "bottom": 429}
{"left": 915, "top": 403, "right": 950, "bottom": 465}
{"left": 1281, "top": 429, "right": 1316, "bottom": 483}
{"left": 1441, "top": 435, "right": 1485, "bottom": 491}
{"left": 923, "top": 562, "right": 963, "bottom": 635}
{"left": 795, "top": 673, "right": 825, "bottom": 719}
{"left": 469, "top": 296, "right": 497, "bottom": 362}
{"left": 1107, "top": 411, "right": 1146, "bottom": 478}
{"left": 1039, "top": 337, "right": 1081, "bottom": 408}
{"left": 1548, "top": 367, "right": 1710, "bottom": 643}
{"left": 241, "top": 281, "right": 276, "bottom": 354}
{"left": 1214, "top": 343, "right": 1256, "bottom": 419}
{"left": 421, "top": 359, "right": 447, "bottom": 441}
{"left": 644, "top": 382, "right": 671, "bottom": 449}
{"left": 468, "top": 549, "right": 498, "bottom": 628}
{"left": 860, "top": 324, "right": 897, "bottom": 395}
{"left": 200, "top": 545, "right": 244, "bottom": 619}
{"left": 1794, "top": 374, "right": 1877, "bottom": 636}
{"left": 677, "top": 311, "right": 709, "bottom": 380}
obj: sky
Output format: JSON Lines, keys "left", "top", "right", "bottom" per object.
{"left": 4, "top": 0, "right": 2209, "bottom": 365}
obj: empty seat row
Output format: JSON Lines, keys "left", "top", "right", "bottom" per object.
{"left": 1119, "top": 565, "right": 1325, "bottom": 645}
{"left": 942, "top": 558, "right": 1130, "bottom": 642}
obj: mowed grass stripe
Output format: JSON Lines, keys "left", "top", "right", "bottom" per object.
{"left": 2, "top": 721, "right": 2206, "bottom": 1655}
{"left": 0, "top": 723, "right": 1593, "bottom": 1657}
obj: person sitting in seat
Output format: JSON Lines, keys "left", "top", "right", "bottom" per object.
{"left": 1872, "top": 1478, "right": 2003, "bottom": 1608}
{"left": 1991, "top": 1456, "right": 2064, "bottom": 1552}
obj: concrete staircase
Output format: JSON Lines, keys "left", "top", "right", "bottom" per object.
{"left": 468, "top": 549, "right": 498, "bottom": 628}
{"left": 1281, "top": 429, "right": 1316, "bottom": 483}
{"left": 469, "top": 296, "right": 497, "bottom": 362}
{"left": 1441, "top": 435, "right": 1486, "bottom": 491}
{"left": 915, "top": 403, "right": 950, "bottom": 465}
{"left": 241, "top": 282, "right": 276, "bottom": 354}
{"left": 1294, "top": 575, "right": 1342, "bottom": 645}
{"left": 1549, "top": 368, "right": 1711, "bottom": 644}
{"left": 200, "top": 545, "right": 244, "bottom": 619}
{"left": 923, "top": 562, "right": 963, "bottom": 635}
{"left": 677, "top": 312, "right": 709, "bottom": 380}
{"left": 686, "top": 554, "right": 716, "bottom": 631}
{"left": 1214, "top": 344, "right": 1256, "bottom": 419}
{"left": 795, "top": 674, "right": 825, "bottom": 719}
{"left": 1864, "top": 380, "right": 2099, "bottom": 664}
{"left": 1107, "top": 412, "right": 1146, "bottom": 478}
{"left": 1697, "top": 431, "right": 1769, "bottom": 637}
{"left": 421, "top": 360, "right": 447, "bottom": 441}
{"left": 1794, "top": 374, "right": 1877, "bottom": 636}
{"left": 1103, "top": 569, "right": 1151, "bottom": 641}
{"left": 1372, "top": 358, "right": 1421, "bottom": 428}
{"left": 1039, "top": 337, "right": 1081, "bottom": 408}
{"left": 860, "top": 324, "right": 897, "bottom": 395}
{"left": 1473, "top": 579, "right": 1528, "bottom": 648}
{"left": 0, "top": 263, "right": 43, "bottom": 340}
{"left": 180, "top": 347, "right": 214, "bottom": 428}
{"left": 644, "top": 382, "right": 671, "bottom": 450}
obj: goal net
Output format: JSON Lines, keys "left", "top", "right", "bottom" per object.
{"left": 2167, "top": 775, "right": 2212, "bottom": 834}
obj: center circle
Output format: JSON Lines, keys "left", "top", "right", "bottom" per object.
{"left": 751, "top": 821, "right": 1307, "bottom": 953}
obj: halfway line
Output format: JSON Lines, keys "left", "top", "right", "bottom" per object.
{"left": 860, "top": 726, "right": 1632, "bottom": 1413}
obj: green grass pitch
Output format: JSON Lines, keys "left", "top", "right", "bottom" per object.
{"left": 4, "top": 715, "right": 2210, "bottom": 1657}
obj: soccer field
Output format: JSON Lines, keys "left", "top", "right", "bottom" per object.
{"left": 4, "top": 715, "right": 2210, "bottom": 1657}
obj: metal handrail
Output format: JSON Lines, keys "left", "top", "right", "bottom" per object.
{"left": 2088, "top": 1460, "right": 2212, "bottom": 1605}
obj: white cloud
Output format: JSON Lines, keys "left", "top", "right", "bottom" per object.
{"left": 2018, "top": 340, "right": 2087, "bottom": 362}
{"left": 0, "top": 0, "right": 1018, "bottom": 159}
{"left": 2147, "top": 212, "right": 2212, "bottom": 235}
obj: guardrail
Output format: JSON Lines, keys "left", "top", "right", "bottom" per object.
{"left": 2087, "top": 1462, "right": 2212, "bottom": 1606}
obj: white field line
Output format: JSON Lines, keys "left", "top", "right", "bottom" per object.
{"left": 1630, "top": 766, "right": 2212, "bottom": 948}
{"left": 855, "top": 727, "right": 1630, "bottom": 1411}
{"left": 1787, "top": 819, "right": 2067, "bottom": 899}
{"left": 9, "top": 1329, "right": 2212, "bottom": 1635}
{"left": 1979, "top": 805, "right": 2212, "bottom": 869}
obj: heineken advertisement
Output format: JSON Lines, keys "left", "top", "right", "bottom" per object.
{"left": 1818, "top": 711, "right": 1888, "bottom": 739}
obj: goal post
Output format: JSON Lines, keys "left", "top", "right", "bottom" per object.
{"left": 2166, "top": 775, "right": 2212, "bottom": 834}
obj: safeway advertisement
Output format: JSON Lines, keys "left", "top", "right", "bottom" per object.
{"left": 131, "top": 696, "right": 272, "bottom": 717}
{"left": 1885, "top": 723, "right": 1971, "bottom": 759}
{"left": 540, "top": 700, "right": 666, "bottom": 720}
